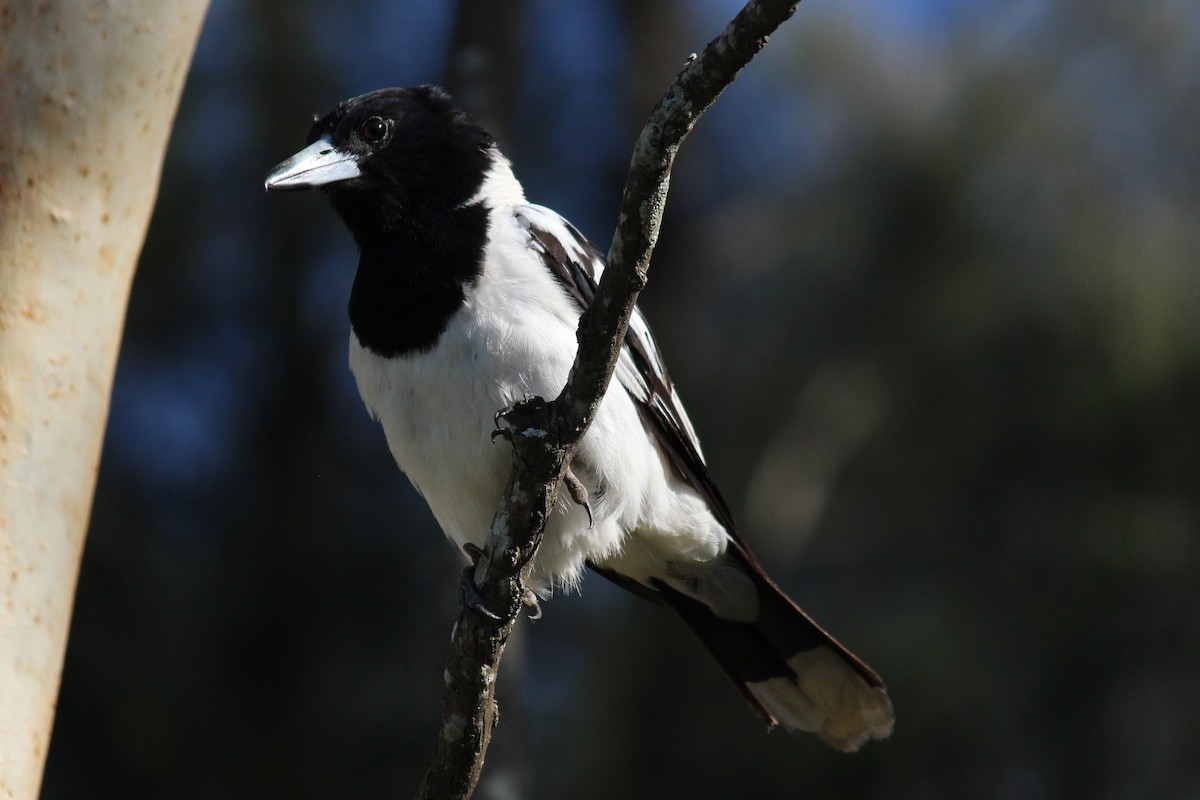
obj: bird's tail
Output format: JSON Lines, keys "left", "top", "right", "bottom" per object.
{"left": 654, "top": 544, "right": 894, "bottom": 752}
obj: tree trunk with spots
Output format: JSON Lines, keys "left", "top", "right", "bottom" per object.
{"left": 0, "top": 3, "right": 208, "bottom": 797}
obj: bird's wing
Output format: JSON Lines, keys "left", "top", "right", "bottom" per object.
{"left": 513, "top": 205, "right": 894, "bottom": 748}
{"left": 514, "top": 204, "right": 743, "bottom": 543}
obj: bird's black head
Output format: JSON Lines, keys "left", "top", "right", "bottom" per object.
{"left": 265, "top": 85, "right": 494, "bottom": 239}
{"left": 266, "top": 86, "right": 499, "bottom": 357}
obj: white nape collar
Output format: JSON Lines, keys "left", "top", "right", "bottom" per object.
{"left": 461, "top": 147, "right": 526, "bottom": 209}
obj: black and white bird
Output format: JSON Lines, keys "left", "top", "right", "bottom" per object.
{"left": 265, "top": 85, "right": 893, "bottom": 751}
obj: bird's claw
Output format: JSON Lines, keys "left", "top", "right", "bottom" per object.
{"left": 563, "top": 466, "right": 594, "bottom": 529}
{"left": 463, "top": 542, "right": 484, "bottom": 564}
{"left": 491, "top": 395, "right": 539, "bottom": 443}
{"left": 460, "top": 543, "right": 541, "bottom": 621}
{"left": 460, "top": 565, "right": 502, "bottom": 620}
{"left": 491, "top": 408, "right": 511, "bottom": 443}
{"left": 523, "top": 589, "right": 543, "bottom": 621}
{"left": 460, "top": 544, "right": 501, "bottom": 620}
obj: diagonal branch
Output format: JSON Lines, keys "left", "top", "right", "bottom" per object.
{"left": 416, "top": 2, "right": 800, "bottom": 798}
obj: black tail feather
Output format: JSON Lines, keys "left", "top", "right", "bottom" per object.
{"left": 590, "top": 546, "right": 894, "bottom": 751}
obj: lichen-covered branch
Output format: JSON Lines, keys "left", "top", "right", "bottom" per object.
{"left": 415, "top": 2, "right": 801, "bottom": 798}
{"left": 565, "top": 0, "right": 799, "bottom": 426}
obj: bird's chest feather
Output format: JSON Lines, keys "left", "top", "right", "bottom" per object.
{"left": 347, "top": 275, "right": 579, "bottom": 546}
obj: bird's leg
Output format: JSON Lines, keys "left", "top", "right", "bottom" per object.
{"left": 460, "top": 543, "right": 501, "bottom": 621}
{"left": 562, "top": 465, "right": 594, "bottom": 529}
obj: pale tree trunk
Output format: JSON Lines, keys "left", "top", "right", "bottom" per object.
{"left": 0, "top": 3, "right": 208, "bottom": 798}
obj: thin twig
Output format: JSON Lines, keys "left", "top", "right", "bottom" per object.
{"left": 415, "top": 2, "right": 800, "bottom": 798}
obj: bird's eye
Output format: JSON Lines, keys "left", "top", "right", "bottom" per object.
{"left": 360, "top": 116, "right": 388, "bottom": 143}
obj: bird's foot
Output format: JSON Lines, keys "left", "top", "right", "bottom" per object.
{"left": 490, "top": 394, "right": 531, "bottom": 443}
{"left": 522, "top": 589, "right": 543, "bottom": 621}
{"left": 460, "top": 544, "right": 501, "bottom": 620}
{"left": 562, "top": 465, "right": 594, "bottom": 529}
{"left": 490, "top": 407, "right": 511, "bottom": 443}
{"left": 491, "top": 394, "right": 551, "bottom": 444}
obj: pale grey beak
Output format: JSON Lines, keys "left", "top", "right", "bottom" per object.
{"left": 264, "top": 136, "right": 362, "bottom": 191}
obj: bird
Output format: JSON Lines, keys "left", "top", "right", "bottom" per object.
{"left": 265, "top": 85, "right": 893, "bottom": 751}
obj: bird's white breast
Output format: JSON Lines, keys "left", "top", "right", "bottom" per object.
{"left": 349, "top": 202, "right": 737, "bottom": 598}
{"left": 348, "top": 209, "right": 667, "bottom": 590}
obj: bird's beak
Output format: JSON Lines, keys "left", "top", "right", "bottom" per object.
{"left": 264, "top": 136, "right": 362, "bottom": 191}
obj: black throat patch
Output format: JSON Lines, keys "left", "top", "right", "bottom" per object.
{"left": 347, "top": 203, "right": 489, "bottom": 358}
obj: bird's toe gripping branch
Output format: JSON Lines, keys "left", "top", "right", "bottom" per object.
{"left": 459, "top": 543, "right": 502, "bottom": 621}
{"left": 460, "top": 544, "right": 543, "bottom": 621}
{"left": 490, "top": 394, "right": 541, "bottom": 443}
{"left": 522, "top": 589, "right": 543, "bottom": 621}
{"left": 562, "top": 466, "right": 593, "bottom": 529}
{"left": 489, "top": 408, "right": 512, "bottom": 444}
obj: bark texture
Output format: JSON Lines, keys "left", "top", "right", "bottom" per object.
{"left": 0, "top": 3, "right": 209, "bottom": 797}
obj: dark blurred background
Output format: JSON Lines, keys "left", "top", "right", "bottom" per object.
{"left": 41, "top": 0, "right": 1200, "bottom": 797}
